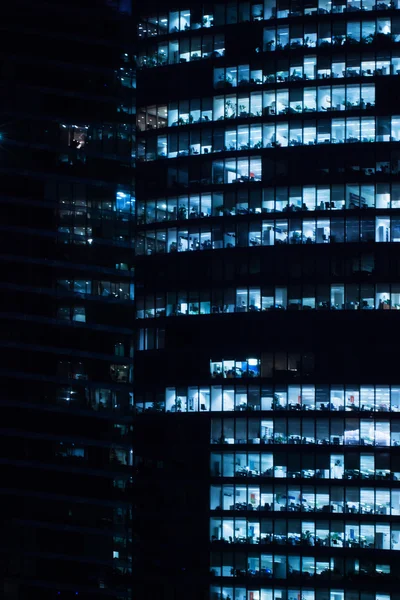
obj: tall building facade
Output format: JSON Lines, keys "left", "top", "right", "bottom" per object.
{"left": 134, "top": 2, "right": 400, "bottom": 600}
{"left": 0, "top": 1, "right": 135, "bottom": 598}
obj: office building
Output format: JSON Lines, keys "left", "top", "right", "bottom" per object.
{"left": 134, "top": 2, "right": 400, "bottom": 600}
{"left": 0, "top": 1, "right": 135, "bottom": 598}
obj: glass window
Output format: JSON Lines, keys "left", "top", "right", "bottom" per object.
{"left": 277, "top": 89, "right": 289, "bottom": 115}
{"left": 304, "top": 55, "right": 317, "bottom": 80}
{"left": 276, "top": 123, "right": 288, "bottom": 146}
{"left": 264, "top": 27, "right": 276, "bottom": 51}
{"left": 169, "top": 11, "right": 179, "bottom": 32}
{"left": 304, "top": 121, "right": 317, "bottom": 145}
{"left": 347, "top": 117, "right": 360, "bottom": 142}
{"left": 317, "top": 119, "right": 331, "bottom": 144}
{"left": 304, "top": 87, "right": 317, "bottom": 112}
{"left": 318, "top": 86, "right": 331, "bottom": 111}
{"left": 361, "top": 117, "right": 375, "bottom": 142}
